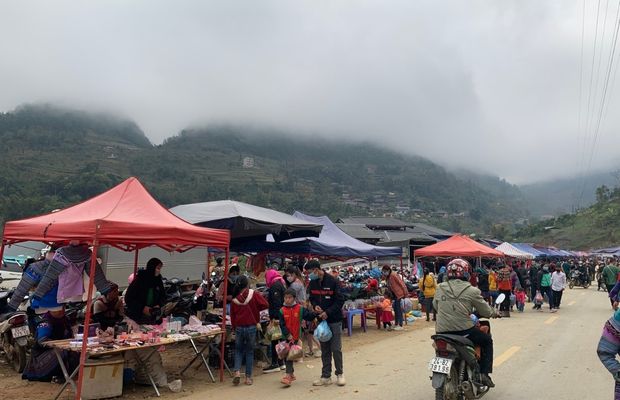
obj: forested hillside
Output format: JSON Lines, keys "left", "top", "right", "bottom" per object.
{"left": 0, "top": 104, "right": 529, "bottom": 236}
{"left": 515, "top": 185, "right": 620, "bottom": 249}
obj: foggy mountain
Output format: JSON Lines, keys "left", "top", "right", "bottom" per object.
{"left": 0, "top": 104, "right": 533, "bottom": 236}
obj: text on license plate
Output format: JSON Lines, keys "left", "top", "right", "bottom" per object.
{"left": 429, "top": 357, "right": 452, "bottom": 374}
{"left": 11, "top": 325, "right": 30, "bottom": 338}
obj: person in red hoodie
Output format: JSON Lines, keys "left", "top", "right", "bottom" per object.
{"left": 230, "top": 275, "right": 269, "bottom": 386}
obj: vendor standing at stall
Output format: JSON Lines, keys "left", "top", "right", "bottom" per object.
{"left": 124, "top": 258, "right": 165, "bottom": 325}
{"left": 216, "top": 264, "right": 241, "bottom": 304}
{"left": 123, "top": 258, "right": 171, "bottom": 389}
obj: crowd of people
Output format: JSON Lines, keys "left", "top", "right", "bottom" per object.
{"left": 10, "top": 240, "right": 620, "bottom": 396}
{"left": 229, "top": 259, "right": 346, "bottom": 387}
{"left": 421, "top": 257, "right": 618, "bottom": 318}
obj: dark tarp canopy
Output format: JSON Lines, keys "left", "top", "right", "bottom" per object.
{"left": 169, "top": 200, "right": 323, "bottom": 245}
{"left": 235, "top": 212, "right": 402, "bottom": 257}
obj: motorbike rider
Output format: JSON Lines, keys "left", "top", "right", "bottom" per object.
{"left": 433, "top": 258, "right": 498, "bottom": 388}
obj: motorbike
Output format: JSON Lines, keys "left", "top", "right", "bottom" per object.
{"left": 0, "top": 290, "right": 29, "bottom": 372}
{"left": 162, "top": 277, "right": 194, "bottom": 323}
{"left": 569, "top": 270, "right": 591, "bottom": 289}
{"left": 429, "top": 294, "right": 504, "bottom": 400}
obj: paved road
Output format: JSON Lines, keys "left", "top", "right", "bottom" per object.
{"left": 185, "top": 286, "right": 615, "bottom": 400}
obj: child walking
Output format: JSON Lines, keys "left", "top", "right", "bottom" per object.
{"left": 279, "top": 288, "right": 316, "bottom": 386}
{"left": 381, "top": 293, "right": 394, "bottom": 330}
{"left": 515, "top": 288, "right": 526, "bottom": 313}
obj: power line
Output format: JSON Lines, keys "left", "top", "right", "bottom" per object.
{"left": 584, "top": 0, "right": 603, "bottom": 137}
{"left": 577, "top": 0, "right": 603, "bottom": 209}
{"left": 574, "top": 0, "right": 587, "bottom": 211}
{"left": 587, "top": 0, "right": 620, "bottom": 167}
{"left": 577, "top": 0, "right": 620, "bottom": 211}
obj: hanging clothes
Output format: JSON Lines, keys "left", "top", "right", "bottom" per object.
{"left": 55, "top": 252, "right": 88, "bottom": 302}
{"left": 33, "top": 245, "right": 110, "bottom": 302}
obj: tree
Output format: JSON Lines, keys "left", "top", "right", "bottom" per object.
{"left": 596, "top": 185, "right": 611, "bottom": 204}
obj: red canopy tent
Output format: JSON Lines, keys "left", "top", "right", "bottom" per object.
{"left": 0, "top": 177, "right": 231, "bottom": 399}
{"left": 414, "top": 234, "right": 505, "bottom": 258}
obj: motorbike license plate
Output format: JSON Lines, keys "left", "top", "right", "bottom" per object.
{"left": 429, "top": 357, "right": 453, "bottom": 374}
{"left": 11, "top": 325, "right": 30, "bottom": 338}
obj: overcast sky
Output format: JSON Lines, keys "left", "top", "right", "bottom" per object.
{"left": 1, "top": 1, "right": 620, "bottom": 184}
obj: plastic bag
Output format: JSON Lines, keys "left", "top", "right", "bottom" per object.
{"left": 275, "top": 341, "right": 290, "bottom": 360}
{"left": 314, "top": 320, "right": 333, "bottom": 343}
{"left": 168, "top": 379, "right": 182, "bottom": 393}
{"left": 287, "top": 343, "right": 303, "bottom": 361}
{"left": 534, "top": 291, "right": 543, "bottom": 305}
{"left": 266, "top": 322, "right": 283, "bottom": 341}
{"left": 401, "top": 298, "right": 413, "bottom": 313}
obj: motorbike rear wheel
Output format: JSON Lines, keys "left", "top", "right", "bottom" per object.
{"left": 435, "top": 387, "right": 444, "bottom": 400}
{"left": 569, "top": 281, "right": 574, "bottom": 289}
{"left": 10, "top": 343, "right": 27, "bottom": 373}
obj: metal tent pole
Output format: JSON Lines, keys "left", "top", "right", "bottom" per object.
{"left": 133, "top": 248, "right": 140, "bottom": 275}
{"left": 219, "top": 247, "right": 230, "bottom": 382}
{"left": 0, "top": 238, "right": 6, "bottom": 270}
{"left": 75, "top": 239, "right": 100, "bottom": 400}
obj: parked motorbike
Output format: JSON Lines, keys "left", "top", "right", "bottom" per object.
{"left": 162, "top": 277, "right": 194, "bottom": 323}
{"left": 0, "top": 292, "right": 30, "bottom": 372}
{"left": 569, "top": 270, "right": 591, "bottom": 289}
{"left": 429, "top": 294, "right": 503, "bottom": 400}
{"left": 0, "top": 290, "right": 29, "bottom": 373}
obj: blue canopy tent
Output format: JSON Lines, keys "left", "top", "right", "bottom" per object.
{"left": 592, "top": 246, "right": 620, "bottom": 256}
{"left": 511, "top": 243, "right": 546, "bottom": 258}
{"left": 234, "top": 212, "right": 402, "bottom": 258}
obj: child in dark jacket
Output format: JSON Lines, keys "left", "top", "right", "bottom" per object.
{"left": 278, "top": 288, "right": 316, "bottom": 386}
{"left": 230, "top": 276, "right": 269, "bottom": 386}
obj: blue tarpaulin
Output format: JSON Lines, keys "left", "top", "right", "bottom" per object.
{"left": 234, "top": 212, "right": 402, "bottom": 257}
{"left": 511, "top": 243, "right": 546, "bottom": 258}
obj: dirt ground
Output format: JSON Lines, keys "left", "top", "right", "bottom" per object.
{"left": 0, "top": 315, "right": 425, "bottom": 399}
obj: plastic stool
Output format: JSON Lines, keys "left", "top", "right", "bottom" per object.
{"left": 344, "top": 309, "right": 367, "bottom": 336}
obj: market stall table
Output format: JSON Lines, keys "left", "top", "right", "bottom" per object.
{"left": 44, "top": 328, "right": 224, "bottom": 399}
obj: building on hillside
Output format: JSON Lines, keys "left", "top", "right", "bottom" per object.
{"left": 242, "top": 157, "right": 255, "bottom": 168}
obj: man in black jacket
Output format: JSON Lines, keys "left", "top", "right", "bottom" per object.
{"left": 529, "top": 263, "right": 540, "bottom": 306}
{"left": 305, "top": 260, "right": 345, "bottom": 387}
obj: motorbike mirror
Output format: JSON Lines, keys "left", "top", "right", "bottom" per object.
{"left": 495, "top": 293, "right": 506, "bottom": 305}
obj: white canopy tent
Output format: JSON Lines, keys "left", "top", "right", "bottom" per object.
{"left": 495, "top": 242, "right": 535, "bottom": 260}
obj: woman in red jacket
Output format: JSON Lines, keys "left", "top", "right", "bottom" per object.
{"left": 381, "top": 265, "right": 408, "bottom": 330}
{"left": 230, "top": 276, "right": 269, "bottom": 386}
